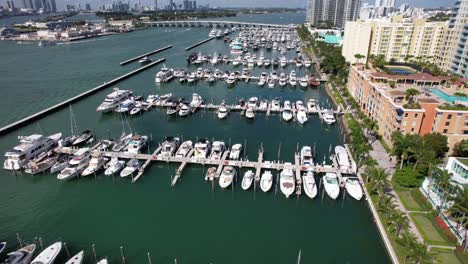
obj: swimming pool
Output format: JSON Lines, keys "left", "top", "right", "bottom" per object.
{"left": 385, "top": 65, "right": 418, "bottom": 75}
{"left": 429, "top": 88, "right": 468, "bottom": 102}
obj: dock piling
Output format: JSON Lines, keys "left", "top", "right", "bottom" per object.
{"left": 120, "top": 246, "right": 127, "bottom": 264}
{"left": 92, "top": 244, "right": 97, "bottom": 262}
{"left": 39, "top": 237, "right": 43, "bottom": 250}
{"left": 16, "top": 233, "right": 23, "bottom": 248}
{"left": 64, "top": 242, "right": 70, "bottom": 258}
{"left": 147, "top": 252, "right": 152, "bottom": 264}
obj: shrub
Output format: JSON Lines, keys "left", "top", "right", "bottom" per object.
{"left": 394, "top": 167, "right": 424, "bottom": 188}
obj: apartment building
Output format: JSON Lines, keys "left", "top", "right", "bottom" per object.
{"left": 342, "top": 16, "right": 447, "bottom": 64}
{"left": 347, "top": 64, "right": 468, "bottom": 150}
{"left": 306, "top": 0, "right": 361, "bottom": 28}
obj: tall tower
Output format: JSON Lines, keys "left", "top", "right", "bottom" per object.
{"left": 154, "top": 0, "right": 158, "bottom": 9}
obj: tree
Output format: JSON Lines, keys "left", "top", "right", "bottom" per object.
{"left": 409, "top": 142, "right": 428, "bottom": 172}
{"left": 405, "top": 88, "right": 421, "bottom": 103}
{"left": 447, "top": 187, "right": 468, "bottom": 229}
{"left": 392, "top": 132, "right": 419, "bottom": 169}
{"left": 354, "top": 53, "right": 365, "bottom": 64}
{"left": 422, "top": 133, "right": 448, "bottom": 159}
{"left": 388, "top": 209, "right": 410, "bottom": 237}
{"left": 434, "top": 167, "right": 454, "bottom": 213}
{"left": 406, "top": 241, "right": 437, "bottom": 264}
{"left": 367, "top": 167, "right": 390, "bottom": 196}
{"left": 452, "top": 139, "right": 468, "bottom": 157}
{"left": 377, "top": 195, "right": 396, "bottom": 218}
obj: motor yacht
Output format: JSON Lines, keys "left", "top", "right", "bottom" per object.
{"left": 323, "top": 111, "right": 336, "bottom": 125}
{"left": 257, "top": 53, "right": 265, "bottom": 66}
{"left": 303, "top": 171, "right": 317, "bottom": 199}
{"left": 155, "top": 65, "right": 174, "bottom": 83}
{"left": 160, "top": 136, "right": 180, "bottom": 157}
{"left": 241, "top": 170, "right": 254, "bottom": 190}
{"left": 189, "top": 93, "right": 203, "bottom": 113}
{"left": 24, "top": 156, "right": 56, "bottom": 175}
{"left": 193, "top": 139, "right": 211, "bottom": 159}
{"left": 98, "top": 139, "right": 114, "bottom": 151}
{"left": 210, "top": 141, "right": 225, "bottom": 160}
{"left": 211, "top": 52, "right": 219, "bottom": 64}
{"left": 138, "top": 56, "right": 152, "bottom": 64}
{"left": 3, "top": 133, "right": 61, "bottom": 170}
{"left": 2, "top": 244, "right": 36, "bottom": 264}
{"left": 64, "top": 250, "right": 84, "bottom": 264}
{"left": 345, "top": 178, "right": 363, "bottom": 200}
{"left": 226, "top": 73, "right": 236, "bottom": 85}
{"left": 96, "top": 88, "right": 132, "bottom": 113}
{"left": 120, "top": 159, "right": 140, "bottom": 178}
{"left": 296, "top": 101, "right": 308, "bottom": 125}
{"left": 127, "top": 135, "right": 148, "bottom": 154}
{"left": 166, "top": 105, "right": 179, "bottom": 116}
{"left": 115, "top": 99, "right": 135, "bottom": 113}
{"left": 304, "top": 59, "right": 312, "bottom": 68}
{"left": 30, "top": 242, "right": 61, "bottom": 264}
{"left": 323, "top": 172, "right": 340, "bottom": 199}
{"left": 298, "top": 76, "right": 309, "bottom": 88}
{"left": 187, "top": 72, "right": 196, "bottom": 83}
{"left": 278, "top": 73, "right": 287, "bottom": 86}
{"left": 129, "top": 102, "right": 143, "bottom": 115}
{"left": 271, "top": 98, "right": 281, "bottom": 111}
{"left": 104, "top": 157, "right": 125, "bottom": 176}
{"left": 232, "top": 56, "right": 242, "bottom": 66}
{"left": 178, "top": 104, "right": 191, "bottom": 117}
{"left": 280, "top": 56, "right": 287, "bottom": 67}
{"left": 259, "top": 99, "right": 268, "bottom": 110}
{"left": 280, "top": 164, "right": 295, "bottom": 198}
{"left": 306, "top": 99, "right": 316, "bottom": 111}
{"left": 57, "top": 149, "right": 90, "bottom": 181}
{"left": 175, "top": 141, "right": 193, "bottom": 158}
{"left": 247, "top": 97, "right": 258, "bottom": 109}
{"left": 289, "top": 71, "right": 297, "bottom": 86}
{"left": 217, "top": 104, "right": 229, "bottom": 119}
{"left": 96, "top": 258, "right": 108, "bottom": 264}
{"left": 300, "top": 146, "right": 313, "bottom": 167}
{"left": 282, "top": 100, "right": 293, "bottom": 122}
{"left": 196, "top": 68, "right": 204, "bottom": 78}
{"left": 50, "top": 154, "right": 71, "bottom": 174}
{"left": 81, "top": 155, "right": 107, "bottom": 177}
{"left": 267, "top": 78, "right": 275, "bottom": 88}
{"left": 335, "top": 146, "right": 351, "bottom": 170}
{"left": 219, "top": 166, "right": 236, "bottom": 189}
{"left": 229, "top": 144, "right": 242, "bottom": 160}
{"left": 245, "top": 107, "right": 255, "bottom": 119}
{"left": 264, "top": 58, "right": 271, "bottom": 67}
{"left": 260, "top": 170, "right": 273, "bottom": 192}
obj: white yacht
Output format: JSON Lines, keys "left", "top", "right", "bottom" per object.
{"left": 64, "top": 251, "right": 84, "bottom": 264}
{"left": 210, "top": 52, "right": 219, "bottom": 64}
{"left": 241, "top": 170, "right": 254, "bottom": 190}
{"left": 257, "top": 53, "right": 265, "bottom": 66}
{"left": 232, "top": 56, "right": 242, "bottom": 66}
{"left": 120, "top": 159, "right": 140, "bottom": 178}
{"left": 260, "top": 170, "right": 273, "bottom": 192}
{"left": 300, "top": 146, "right": 313, "bottom": 166}
{"left": 3, "top": 133, "right": 61, "bottom": 170}
{"left": 155, "top": 65, "right": 174, "bottom": 83}
{"left": 217, "top": 105, "right": 229, "bottom": 119}
{"left": 306, "top": 99, "right": 316, "bottom": 111}
{"left": 219, "top": 166, "right": 236, "bottom": 189}
{"left": 280, "top": 164, "right": 295, "bottom": 198}
{"left": 175, "top": 141, "right": 193, "bottom": 158}
{"left": 81, "top": 156, "right": 107, "bottom": 177}
{"left": 271, "top": 98, "right": 281, "bottom": 111}
{"left": 229, "top": 144, "right": 242, "bottom": 160}
{"left": 323, "top": 172, "right": 340, "bottom": 199}
{"left": 160, "top": 136, "right": 180, "bottom": 157}
{"left": 259, "top": 99, "right": 268, "bottom": 110}
{"left": 345, "top": 178, "right": 363, "bottom": 200}
{"left": 298, "top": 76, "right": 309, "bottom": 88}
{"left": 189, "top": 93, "right": 203, "bottom": 112}
{"left": 50, "top": 155, "right": 70, "bottom": 174}
{"left": 30, "top": 242, "right": 62, "bottom": 264}
{"left": 187, "top": 72, "right": 196, "bottom": 83}
{"left": 96, "top": 88, "right": 132, "bottom": 113}
{"left": 245, "top": 107, "right": 255, "bottom": 119}
{"left": 323, "top": 111, "right": 336, "bottom": 125}
{"left": 304, "top": 58, "right": 312, "bottom": 68}
{"left": 57, "top": 149, "right": 91, "bottom": 181}
{"left": 282, "top": 100, "right": 293, "bottom": 122}
{"left": 247, "top": 97, "right": 258, "bottom": 109}
{"left": 115, "top": 99, "right": 135, "bottom": 113}
{"left": 226, "top": 73, "right": 236, "bottom": 85}
{"left": 278, "top": 73, "right": 287, "bottom": 86}
{"left": 210, "top": 141, "right": 225, "bottom": 160}
{"left": 193, "top": 139, "right": 211, "bottom": 159}
{"left": 96, "top": 258, "right": 108, "bottom": 264}
{"left": 280, "top": 56, "right": 287, "bottom": 67}
{"left": 112, "top": 133, "right": 133, "bottom": 152}
{"left": 267, "top": 78, "right": 275, "bottom": 88}
{"left": 127, "top": 135, "right": 148, "bottom": 154}
{"left": 208, "top": 28, "right": 216, "bottom": 37}
{"left": 289, "top": 71, "right": 297, "bottom": 86}
{"left": 296, "top": 101, "right": 308, "bottom": 125}
{"left": 104, "top": 157, "right": 125, "bottom": 176}
{"left": 138, "top": 56, "right": 152, "bottom": 64}
{"left": 335, "top": 146, "right": 351, "bottom": 170}
{"left": 302, "top": 171, "right": 317, "bottom": 199}
{"left": 178, "top": 104, "right": 191, "bottom": 117}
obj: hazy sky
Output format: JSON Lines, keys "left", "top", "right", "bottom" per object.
{"left": 4, "top": 0, "right": 457, "bottom": 9}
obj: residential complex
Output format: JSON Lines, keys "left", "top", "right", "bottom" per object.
{"left": 347, "top": 64, "right": 468, "bottom": 150}
{"left": 342, "top": 16, "right": 447, "bottom": 64}
{"left": 436, "top": 0, "right": 468, "bottom": 78}
{"left": 306, "top": 0, "right": 361, "bottom": 28}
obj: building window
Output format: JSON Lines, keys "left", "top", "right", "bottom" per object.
{"left": 446, "top": 122, "right": 450, "bottom": 126}
{"left": 412, "top": 121, "right": 417, "bottom": 126}
{"left": 415, "top": 114, "right": 418, "bottom": 118}
{"left": 464, "top": 130, "right": 468, "bottom": 135}
{"left": 448, "top": 114, "right": 452, "bottom": 119}
{"left": 443, "top": 129, "right": 448, "bottom": 133}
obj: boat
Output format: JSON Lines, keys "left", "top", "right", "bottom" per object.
{"left": 112, "top": 133, "right": 133, "bottom": 152}
{"left": 335, "top": 146, "right": 351, "bottom": 170}
{"left": 96, "top": 88, "right": 132, "bottom": 112}
{"left": 259, "top": 99, "right": 268, "bottom": 110}
{"left": 303, "top": 171, "right": 317, "bottom": 199}
{"left": 229, "top": 144, "right": 242, "bottom": 160}
{"left": 205, "top": 167, "right": 217, "bottom": 181}
{"left": 193, "top": 139, "right": 211, "bottom": 159}
{"left": 57, "top": 149, "right": 91, "bottom": 181}
{"left": 280, "top": 56, "right": 287, "bottom": 67}
{"left": 257, "top": 53, "right": 265, "bottom": 66}
{"left": 298, "top": 76, "right": 309, "bottom": 88}
{"left": 309, "top": 76, "right": 320, "bottom": 87}
{"left": 129, "top": 103, "right": 142, "bottom": 115}
{"left": 30, "top": 242, "right": 61, "bottom": 264}
{"left": 155, "top": 65, "right": 174, "bottom": 83}
{"left": 166, "top": 105, "right": 179, "bottom": 116}
{"left": 2, "top": 244, "right": 36, "bottom": 264}
{"left": 226, "top": 73, "right": 236, "bottom": 85}
{"left": 210, "top": 141, "right": 225, "bottom": 160}
{"left": 104, "top": 157, "right": 125, "bottom": 176}
{"left": 50, "top": 154, "right": 70, "bottom": 174}
{"left": 127, "top": 135, "right": 148, "bottom": 154}
{"left": 178, "top": 104, "right": 191, "bottom": 117}
{"left": 219, "top": 166, "right": 236, "bottom": 189}
{"left": 267, "top": 78, "right": 275, "bottom": 88}
{"left": 296, "top": 101, "right": 308, "bottom": 125}
{"left": 247, "top": 97, "right": 258, "bottom": 109}
{"left": 345, "top": 178, "right": 363, "bottom": 200}
{"left": 300, "top": 146, "right": 313, "bottom": 166}
{"left": 173, "top": 70, "right": 186, "bottom": 78}
{"left": 306, "top": 99, "right": 316, "bottom": 111}
{"left": 138, "top": 56, "right": 152, "bottom": 64}
{"left": 187, "top": 72, "right": 196, "bottom": 83}
{"left": 81, "top": 156, "right": 107, "bottom": 177}
{"left": 210, "top": 52, "right": 219, "bottom": 64}
{"left": 189, "top": 93, "right": 203, "bottom": 113}
{"left": 241, "top": 170, "right": 254, "bottom": 190}
{"left": 196, "top": 68, "right": 204, "bottom": 78}
{"left": 323, "top": 111, "right": 336, "bottom": 125}
{"left": 245, "top": 107, "right": 255, "bottom": 119}
{"left": 96, "top": 259, "right": 108, "bottom": 264}
{"left": 24, "top": 156, "right": 56, "bottom": 175}
{"left": 160, "top": 136, "right": 180, "bottom": 157}
{"left": 264, "top": 58, "right": 271, "bottom": 67}
{"left": 295, "top": 60, "right": 303, "bottom": 68}
{"left": 217, "top": 105, "right": 229, "bottom": 119}
{"left": 278, "top": 73, "right": 287, "bottom": 86}
{"left": 187, "top": 52, "right": 197, "bottom": 64}
{"left": 232, "top": 56, "right": 242, "bottom": 66}
{"left": 115, "top": 99, "right": 135, "bottom": 113}
{"left": 280, "top": 164, "right": 295, "bottom": 198}
{"left": 282, "top": 100, "right": 293, "bottom": 122}
{"left": 289, "top": 71, "right": 297, "bottom": 86}
{"left": 120, "top": 159, "right": 140, "bottom": 178}
{"left": 64, "top": 250, "right": 84, "bottom": 264}
{"left": 72, "top": 130, "right": 93, "bottom": 146}
{"left": 260, "top": 171, "right": 273, "bottom": 192}
{"left": 271, "top": 98, "right": 281, "bottom": 111}
{"left": 175, "top": 141, "right": 193, "bottom": 158}
{"left": 3, "top": 133, "right": 61, "bottom": 170}
{"left": 304, "top": 58, "right": 312, "bottom": 68}
{"left": 98, "top": 140, "right": 114, "bottom": 151}
{"left": 323, "top": 172, "right": 340, "bottom": 199}
{"left": 208, "top": 28, "right": 216, "bottom": 37}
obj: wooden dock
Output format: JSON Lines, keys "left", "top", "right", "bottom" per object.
{"left": 120, "top": 45, "right": 172, "bottom": 65}
{"left": 185, "top": 37, "right": 215, "bottom": 51}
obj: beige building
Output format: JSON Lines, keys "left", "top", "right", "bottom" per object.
{"left": 342, "top": 16, "right": 447, "bottom": 64}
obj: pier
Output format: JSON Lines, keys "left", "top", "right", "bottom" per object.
{"left": 0, "top": 59, "right": 166, "bottom": 135}
{"left": 119, "top": 45, "right": 172, "bottom": 65}
{"left": 185, "top": 37, "right": 215, "bottom": 51}
{"left": 144, "top": 20, "right": 297, "bottom": 29}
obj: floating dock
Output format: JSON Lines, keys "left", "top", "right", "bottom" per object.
{"left": 0, "top": 58, "right": 166, "bottom": 135}
{"left": 185, "top": 37, "right": 216, "bottom": 51}
{"left": 120, "top": 45, "right": 172, "bottom": 65}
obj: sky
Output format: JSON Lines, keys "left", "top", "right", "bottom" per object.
{"left": 3, "top": 0, "right": 457, "bottom": 9}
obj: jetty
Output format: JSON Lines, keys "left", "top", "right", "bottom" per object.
{"left": 120, "top": 45, "right": 172, "bottom": 65}
{"left": 0, "top": 58, "right": 166, "bottom": 135}
{"left": 185, "top": 37, "right": 216, "bottom": 51}
{"left": 144, "top": 20, "right": 297, "bottom": 29}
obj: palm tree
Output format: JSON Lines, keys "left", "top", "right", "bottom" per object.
{"left": 377, "top": 194, "right": 396, "bottom": 218}
{"left": 397, "top": 231, "right": 418, "bottom": 264}
{"left": 434, "top": 167, "right": 454, "bottom": 213}
{"left": 406, "top": 241, "right": 437, "bottom": 264}
{"left": 447, "top": 187, "right": 468, "bottom": 248}
{"left": 354, "top": 53, "right": 365, "bottom": 64}
{"left": 388, "top": 209, "right": 410, "bottom": 237}
{"left": 421, "top": 150, "right": 439, "bottom": 197}
{"left": 405, "top": 88, "right": 421, "bottom": 104}
{"left": 367, "top": 167, "right": 390, "bottom": 196}
{"left": 392, "top": 132, "right": 414, "bottom": 169}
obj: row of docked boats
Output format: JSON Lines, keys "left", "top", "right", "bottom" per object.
{"left": 229, "top": 27, "right": 300, "bottom": 54}
{"left": 0, "top": 241, "right": 107, "bottom": 264}
{"left": 208, "top": 28, "right": 231, "bottom": 39}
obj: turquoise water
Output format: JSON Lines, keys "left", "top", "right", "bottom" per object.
{"left": 429, "top": 88, "right": 468, "bottom": 102}
{"left": 385, "top": 65, "right": 417, "bottom": 75}
{"left": 319, "top": 35, "right": 343, "bottom": 45}
{"left": 0, "top": 13, "right": 390, "bottom": 263}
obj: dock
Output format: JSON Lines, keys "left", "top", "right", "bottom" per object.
{"left": 120, "top": 45, "right": 172, "bottom": 65}
{"left": 185, "top": 37, "right": 215, "bottom": 51}
{"left": 0, "top": 58, "right": 166, "bottom": 135}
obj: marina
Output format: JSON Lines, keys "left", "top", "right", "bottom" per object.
{"left": 0, "top": 12, "right": 392, "bottom": 264}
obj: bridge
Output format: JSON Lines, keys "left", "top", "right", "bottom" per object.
{"left": 144, "top": 20, "right": 298, "bottom": 29}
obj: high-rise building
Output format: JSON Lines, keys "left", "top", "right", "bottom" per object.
{"left": 6, "top": 0, "right": 15, "bottom": 10}
{"left": 306, "top": 0, "right": 361, "bottom": 28}
{"left": 154, "top": 0, "right": 158, "bottom": 9}
{"left": 375, "top": 0, "right": 394, "bottom": 8}
{"left": 437, "top": 0, "right": 468, "bottom": 78}
{"left": 342, "top": 16, "right": 447, "bottom": 64}
{"left": 85, "top": 3, "right": 91, "bottom": 11}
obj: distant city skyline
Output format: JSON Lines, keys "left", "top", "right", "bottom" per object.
{"left": 1, "top": 0, "right": 457, "bottom": 9}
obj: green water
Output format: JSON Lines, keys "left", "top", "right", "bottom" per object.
{"left": 0, "top": 13, "right": 390, "bottom": 263}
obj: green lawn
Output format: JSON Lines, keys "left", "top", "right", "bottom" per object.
{"left": 398, "top": 190, "right": 424, "bottom": 211}
{"left": 411, "top": 213, "right": 455, "bottom": 246}
{"left": 431, "top": 248, "right": 464, "bottom": 264}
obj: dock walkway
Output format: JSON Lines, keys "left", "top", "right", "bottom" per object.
{"left": 120, "top": 45, "right": 172, "bottom": 65}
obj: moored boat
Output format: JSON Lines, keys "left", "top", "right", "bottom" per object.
{"left": 280, "top": 164, "right": 295, "bottom": 198}
{"left": 219, "top": 166, "right": 236, "bottom": 189}
{"left": 241, "top": 170, "right": 254, "bottom": 190}
{"left": 260, "top": 170, "right": 273, "bottom": 192}
{"left": 302, "top": 171, "right": 317, "bottom": 199}
{"left": 30, "top": 241, "right": 62, "bottom": 264}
